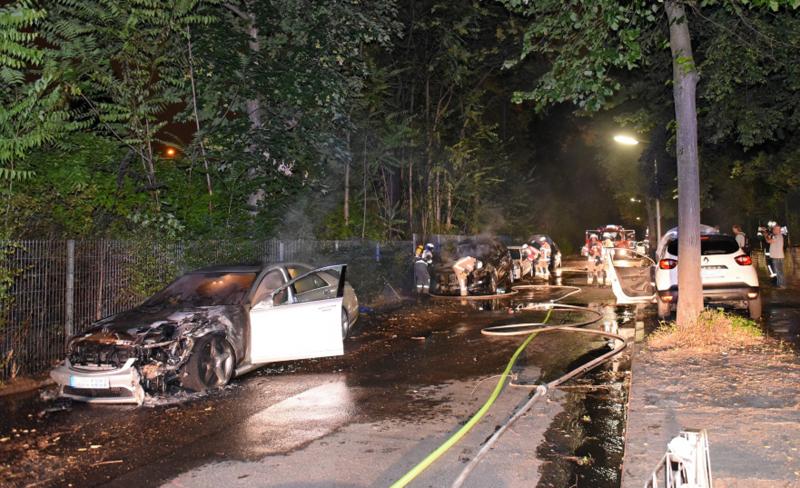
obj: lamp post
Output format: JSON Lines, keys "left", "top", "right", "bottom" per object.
{"left": 613, "top": 134, "right": 662, "bottom": 245}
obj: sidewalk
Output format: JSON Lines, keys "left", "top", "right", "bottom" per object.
{"left": 621, "top": 344, "right": 800, "bottom": 487}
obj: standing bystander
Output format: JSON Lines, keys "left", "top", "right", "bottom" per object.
{"left": 766, "top": 224, "right": 786, "bottom": 288}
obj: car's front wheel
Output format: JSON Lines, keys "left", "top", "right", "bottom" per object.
{"left": 181, "top": 334, "right": 235, "bottom": 392}
{"left": 748, "top": 295, "right": 762, "bottom": 320}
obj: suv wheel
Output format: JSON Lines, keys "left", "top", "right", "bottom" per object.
{"left": 657, "top": 296, "right": 671, "bottom": 320}
{"left": 748, "top": 295, "right": 762, "bottom": 320}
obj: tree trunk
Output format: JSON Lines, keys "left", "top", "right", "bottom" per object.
{"left": 666, "top": 0, "right": 703, "bottom": 327}
{"left": 408, "top": 159, "right": 413, "bottom": 234}
{"left": 344, "top": 133, "right": 350, "bottom": 227}
{"left": 361, "top": 135, "right": 368, "bottom": 239}
{"left": 187, "top": 27, "right": 213, "bottom": 209}
{"left": 446, "top": 177, "right": 452, "bottom": 230}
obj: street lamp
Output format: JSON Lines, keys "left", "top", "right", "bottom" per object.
{"left": 613, "top": 134, "right": 640, "bottom": 146}
{"left": 613, "top": 133, "right": 661, "bottom": 245}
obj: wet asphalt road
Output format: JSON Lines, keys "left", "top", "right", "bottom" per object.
{"left": 0, "top": 266, "right": 693, "bottom": 487}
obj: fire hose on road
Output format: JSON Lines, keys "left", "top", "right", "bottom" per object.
{"left": 390, "top": 285, "right": 628, "bottom": 488}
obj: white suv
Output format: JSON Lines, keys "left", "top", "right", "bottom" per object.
{"left": 655, "top": 226, "right": 761, "bottom": 319}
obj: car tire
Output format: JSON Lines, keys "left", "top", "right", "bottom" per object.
{"left": 341, "top": 308, "right": 349, "bottom": 339}
{"left": 181, "top": 334, "right": 235, "bottom": 392}
{"left": 748, "top": 295, "right": 762, "bottom": 320}
{"left": 657, "top": 296, "right": 671, "bottom": 320}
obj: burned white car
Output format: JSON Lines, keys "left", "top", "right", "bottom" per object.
{"left": 50, "top": 263, "right": 357, "bottom": 405}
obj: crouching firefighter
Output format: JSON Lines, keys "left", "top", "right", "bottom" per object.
{"left": 522, "top": 243, "right": 538, "bottom": 278}
{"left": 452, "top": 255, "right": 483, "bottom": 297}
{"left": 414, "top": 243, "right": 434, "bottom": 293}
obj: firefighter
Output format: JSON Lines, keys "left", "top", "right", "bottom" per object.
{"left": 537, "top": 237, "right": 551, "bottom": 279}
{"left": 586, "top": 234, "right": 605, "bottom": 286}
{"left": 414, "top": 243, "right": 434, "bottom": 293}
{"left": 452, "top": 255, "right": 482, "bottom": 296}
{"left": 522, "top": 243, "right": 538, "bottom": 278}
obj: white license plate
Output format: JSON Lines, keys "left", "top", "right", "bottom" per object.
{"left": 69, "top": 375, "right": 110, "bottom": 389}
{"left": 701, "top": 270, "right": 723, "bottom": 279}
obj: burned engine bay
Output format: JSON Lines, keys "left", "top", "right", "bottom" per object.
{"left": 67, "top": 307, "right": 240, "bottom": 394}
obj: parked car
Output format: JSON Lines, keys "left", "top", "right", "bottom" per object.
{"left": 50, "top": 263, "right": 357, "bottom": 405}
{"left": 528, "top": 234, "right": 563, "bottom": 274}
{"left": 430, "top": 237, "right": 514, "bottom": 295}
{"left": 654, "top": 226, "right": 761, "bottom": 319}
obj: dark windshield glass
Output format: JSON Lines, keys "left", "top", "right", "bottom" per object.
{"left": 144, "top": 272, "right": 257, "bottom": 307}
{"left": 666, "top": 235, "right": 739, "bottom": 256}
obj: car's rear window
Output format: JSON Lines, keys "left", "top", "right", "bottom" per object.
{"left": 666, "top": 235, "right": 740, "bottom": 256}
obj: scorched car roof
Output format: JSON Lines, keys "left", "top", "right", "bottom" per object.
{"left": 190, "top": 264, "right": 266, "bottom": 273}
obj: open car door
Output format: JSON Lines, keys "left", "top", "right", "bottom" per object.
{"left": 606, "top": 248, "right": 656, "bottom": 305}
{"left": 249, "top": 265, "right": 347, "bottom": 365}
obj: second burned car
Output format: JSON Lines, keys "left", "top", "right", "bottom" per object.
{"left": 50, "top": 262, "right": 357, "bottom": 405}
{"left": 429, "top": 237, "right": 514, "bottom": 295}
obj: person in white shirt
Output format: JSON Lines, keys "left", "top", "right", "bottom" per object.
{"left": 765, "top": 224, "right": 786, "bottom": 288}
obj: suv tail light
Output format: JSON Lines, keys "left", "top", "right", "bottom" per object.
{"left": 659, "top": 259, "right": 677, "bottom": 270}
{"left": 734, "top": 255, "right": 752, "bottom": 266}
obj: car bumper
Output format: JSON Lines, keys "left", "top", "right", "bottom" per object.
{"left": 657, "top": 284, "right": 759, "bottom": 303}
{"left": 50, "top": 358, "right": 145, "bottom": 405}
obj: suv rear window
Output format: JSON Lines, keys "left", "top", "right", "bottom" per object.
{"left": 666, "top": 235, "right": 740, "bottom": 256}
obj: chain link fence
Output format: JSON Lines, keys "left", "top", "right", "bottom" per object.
{"left": 0, "top": 236, "right": 470, "bottom": 381}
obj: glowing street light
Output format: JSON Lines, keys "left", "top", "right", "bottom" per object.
{"left": 613, "top": 134, "right": 640, "bottom": 146}
{"left": 165, "top": 147, "right": 177, "bottom": 158}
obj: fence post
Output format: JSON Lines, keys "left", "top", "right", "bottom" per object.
{"left": 375, "top": 242, "right": 381, "bottom": 262}
{"left": 65, "top": 240, "right": 75, "bottom": 343}
{"left": 279, "top": 241, "right": 285, "bottom": 261}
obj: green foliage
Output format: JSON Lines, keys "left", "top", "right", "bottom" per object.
{"left": 0, "top": 1, "right": 81, "bottom": 182}
{"left": 501, "top": 0, "right": 657, "bottom": 112}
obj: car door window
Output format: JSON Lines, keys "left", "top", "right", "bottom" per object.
{"left": 252, "top": 270, "right": 286, "bottom": 306}
{"left": 292, "top": 273, "right": 329, "bottom": 302}
{"left": 286, "top": 265, "right": 311, "bottom": 280}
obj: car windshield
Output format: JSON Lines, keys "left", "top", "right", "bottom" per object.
{"left": 144, "top": 272, "right": 257, "bottom": 307}
{"left": 666, "top": 235, "right": 740, "bottom": 256}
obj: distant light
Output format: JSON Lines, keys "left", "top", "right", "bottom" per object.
{"left": 636, "top": 217, "right": 642, "bottom": 221}
{"left": 613, "top": 134, "right": 640, "bottom": 146}
{"left": 165, "top": 147, "right": 177, "bottom": 157}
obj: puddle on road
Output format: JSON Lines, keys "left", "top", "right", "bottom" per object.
{"left": 535, "top": 349, "right": 631, "bottom": 488}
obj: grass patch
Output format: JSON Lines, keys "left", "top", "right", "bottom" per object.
{"left": 648, "top": 309, "right": 765, "bottom": 353}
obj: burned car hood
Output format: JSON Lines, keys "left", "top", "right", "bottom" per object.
{"left": 73, "top": 304, "right": 238, "bottom": 345}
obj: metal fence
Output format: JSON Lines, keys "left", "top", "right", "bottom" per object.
{"left": 0, "top": 236, "right": 470, "bottom": 381}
